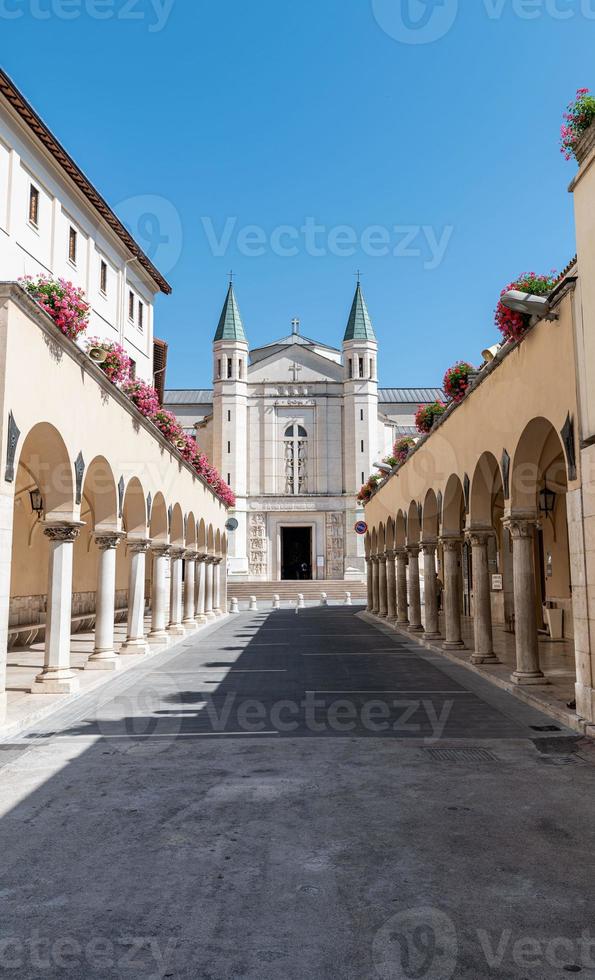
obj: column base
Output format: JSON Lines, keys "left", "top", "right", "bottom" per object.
{"left": 408, "top": 624, "right": 424, "bottom": 633}
{"left": 195, "top": 615, "right": 208, "bottom": 626}
{"left": 443, "top": 640, "right": 465, "bottom": 650}
{"left": 396, "top": 619, "right": 410, "bottom": 628}
{"left": 86, "top": 653, "right": 121, "bottom": 671}
{"left": 120, "top": 638, "right": 149, "bottom": 655}
{"left": 471, "top": 653, "right": 501, "bottom": 665}
{"left": 148, "top": 630, "right": 171, "bottom": 644}
{"left": 213, "top": 608, "right": 223, "bottom": 618}
{"left": 183, "top": 619, "right": 199, "bottom": 632}
{"left": 31, "top": 670, "right": 79, "bottom": 694}
{"left": 167, "top": 624, "right": 186, "bottom": 637}
{"left": 205, "top": 611, "right": 216, "bottom": 621}
{"left": 511, "top": 669, "right": 548, "bottom": 686}
{"left": 576, "top": 682, "right": 595, "bottom": 723}
{"left": 424, "top": 631, "right": 442, "bottom": 640}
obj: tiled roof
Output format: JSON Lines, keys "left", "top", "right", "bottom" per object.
{"left": 379, "top": 388, "right": 444, "bottom": 404}
{"left": 164, "top": 389, "right": 213, "bottom": 405}
{"left": 214, "top": 284, "right": 247, "bottom": 342}
{"left": 344, "top": 283, "right": 376, "bottom": 341}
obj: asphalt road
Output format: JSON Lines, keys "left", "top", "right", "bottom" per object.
{"left": 0, "top": 606, "right": 593, "bottom": 979}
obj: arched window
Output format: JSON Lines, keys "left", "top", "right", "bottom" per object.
{"left": 284, "top": 424, "right": 308, "bottom": 495}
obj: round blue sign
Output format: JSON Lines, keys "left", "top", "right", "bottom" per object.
{"left": 354, "top": 520, "right": 368, "bottom": 536}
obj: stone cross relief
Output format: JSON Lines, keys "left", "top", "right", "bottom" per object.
{"left": 289, "top": 362, "right": 302, "bottom": 384}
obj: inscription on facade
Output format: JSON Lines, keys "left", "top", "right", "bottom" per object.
{"left": 249, "top": 513, "right": 267, "bottom": 576}
{"left": 326, "top": 512, "right": 345, "bottom": 578}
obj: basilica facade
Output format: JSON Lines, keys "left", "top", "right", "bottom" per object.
{"left": 165, "top": 284, "right": 441, "bottom": 582}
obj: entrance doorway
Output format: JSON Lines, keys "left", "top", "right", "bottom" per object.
{"left": 281, "top": 526, "right": 312, "bottom": 580}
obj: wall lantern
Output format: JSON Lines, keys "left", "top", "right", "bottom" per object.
{"left": 29, "top": 488, "right": 44, "bottom": 516}
{"left": 539, "top": 483, "right": 556, "bottom": 516}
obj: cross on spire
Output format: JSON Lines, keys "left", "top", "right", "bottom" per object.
{"left": 229, "top": 269, "right": 234, "bottom": 284}
{"left": 291, "top": 317, "right": 300, "bottom": 335}
{"left": 355, "top": 270, "right": 362, "bottom": 284}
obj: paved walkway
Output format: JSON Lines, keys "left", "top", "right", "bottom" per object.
{"left": 0, "top": 607, "right": 593, "bottom": 978}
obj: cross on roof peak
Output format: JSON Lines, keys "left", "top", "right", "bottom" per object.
{"left": 291, "top": 317, "right": 300, "bottom": 335}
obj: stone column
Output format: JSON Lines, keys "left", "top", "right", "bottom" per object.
{"left": 168, "top": 547, "right": 185, "bottom": 636}
{"left": 204, "top": 558, "right": 216, "bottom": 620}
{"left": 120, "top": 538, "right": 151, "bottom": 654}
{"left": 213, "top": 558, "right": 223, "bottom": 617}
{"left": 467, "top": 529, "right": 500, "bottom": 665}
{"left": 149, "top": 544, "right": 171, "bottom": 642}
{"left": 32, "top": 521, "right": 84, "bottom": 694}
{"left": 86, "top": 531, "right": 124, "bottom": 670}
{"left": 371, "top": 557, "right": 380, "bottom": 615}
{"left": 221, "top": 558, "right": 228, "bottom": 615}
{"left": 386, "top": 550, "right": 397, "bottom": 621}
{"left": 421, "top": 540, "right": 440, "bottom": 639}
{"left": 503, "top": 516, "right": 545, "bottom": 684}
{"left": 183, "top": 552, "right": 198, "bottom": 630}
{"left": 378, "top": 555, "right": 389, "bottom": 618}
{"left": 396, "top": 548, "right": 409, "bottom": 626}
{"left": 365, "top": 558, "right": 374, "bottom": 612}
{"left": 195, "top": 555, "right": 208, "bottom": 625}
{"left": 407, "top": 545, "right": 423, "bottom": 632}
{"left": 441, "top": 536, "right": 464, "bottom": 649}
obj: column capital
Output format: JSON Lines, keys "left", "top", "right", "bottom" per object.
{"left": 151, "top": 543, "right": 171, "bottom": 558}
{"left": 183, "top": 550, "right": 199, "bottom": 561}
{"left": 465, "top": 527, "right": 494, "bottom": 547}
{"left": 127, "top": 537, "right": 152, "bottom": 554}
{"left": 94, "top": 530, "right": 125, "bottom": 551}
{"left": 169, "top": 546, "right": 186, "bottom": 560}
{"left": 196, "top": 553, "right": 209, "bottom": 564}
{"left": 385, "top": 549, "right": 397, "bottom": 560}
{"left": 377, "top": 554, "right": 387, "bottom": 565}
{"left": 406, "top": 543, "right": 421, "bottom": 557}
{"left": 502, "top": 514, "right": 540, "bottom": 539}
{"left": 440, "top": 535, "right": 463, "bottom": 552}
{"left": 395, "top": 546, "right": 408, "bottom": 560}
{"left": 420, "top": 539, "right": 437, "bottom": 555}
{"left": 42, "top": 520, "right": 85, "bottom": 543}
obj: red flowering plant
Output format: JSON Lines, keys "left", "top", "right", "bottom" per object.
{"left": 415, "top": 402, "right": 446, "bottom": 435}
{"left": 122, "top": 379, "right": 160, "bottom": 417}
{"left": 356, "top": 473, "right": 381, "bottom": 504}
{"left": 150, "top": 408, "right": 184, "bottom": 444}
{"left": 495, "top": 271, "right": 558, "bottom": 343}
{"left": 20, "top": 275, "right": 89, "bottom": 341}
{"left": 561, "top": 88, "right": 595, "bottom": 161}
{"left": 86, "top": 337, "right": 131, "bottom": 385}
{"left": 393, "top": 436, "right": 415, "bottom": 464}
{"left": 443, "top": 361, "right": 476, "bottom": 403}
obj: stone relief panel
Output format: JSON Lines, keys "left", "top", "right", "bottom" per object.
{"left": 249, "top": 513, "right": 267, "bottom": 577}
{"left": 326, "top": 512, "right": 345, "bottom": 579}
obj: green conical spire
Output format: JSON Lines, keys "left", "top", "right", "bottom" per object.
{"left": 214, "top": 283, "right": 247, "bottom": 342}
{"left": 343, "top": 282, "right": 376, "bottom": 342}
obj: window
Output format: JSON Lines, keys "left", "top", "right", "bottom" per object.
{"left": 361, "top": 440, "right": 364, "bottom": 452}
{"left": 227, "top": 441, "right": 231, "bottom": 453}
{"left": 361, "top": 471, "right": 365, "bottom": 485}
{"left": 359, "top": 356, "right": 364, "bottom": 378}
{"left": 128, "top": 290, "right": 135, "bottom": 321}
{"left": 370, "top": 357, "right": 375, "bottom": 378}
{"left": 68, "top": 226, "right": 77, "bottom": 265}
{"left": 227, "top": 410, "right": 231, "bottom": 422}
{"left": 138, "top": 301, "right": 144, "bottom": 332}
{"left": 239, "top": 359, "right": 243, "bottom": 379}
{"left": 360, "top": 409, "right": 364, "bottom": 421}
{"left": 227, "top": 357, "right": 233, "bottom": 379}
{"left": 217, "top": 358, "right": 221, "bottom": 379}
{"left": 348, "top": 358, "right": 353, "bottom": 379}
{"left": 227, "top": 473, "right": 231, "bottom": 485}
{"left": 99, "top": 260, "right": 107, "bottom": 295}
{"left": 284, "top": 424, "right": 308, "bottom": 495}
{"left": 28, "top": 184, "right": 39, "bottom": 227}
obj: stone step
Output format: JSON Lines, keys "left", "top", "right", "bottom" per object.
{"left": 228, "top": 581, "right": 367, "bottom": 599}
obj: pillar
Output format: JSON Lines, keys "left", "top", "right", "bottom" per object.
{"left": 396, "top": 548, "right": 409, "bottom": 625}
{"left": 183, "top": 551, "right": 198, "bottom": 630}
{"left": 365, "top": 557, "right": 374, "bottom": 612}
{"left": 221, "top": 557, "right": 228, "bottom": 615}
{"left": 86, "top": 531, "right": 124, "bottom": 670}
{"left": 503, "top": 516, "right": 546, "bottom": 684}
{"left": 120, "top": 538, "right": 151, "bottom": 654}
{"left": 204, "top": 558, "right": 215, "bottom": 620}
{"left": 386, "top": 550, "right": 397, "bottom": 621}
{"left": 32, "top": 521, "right": 84, "bottom": 694}
{"left": 421, "top": 540, "right": 440, "bottom": 639}
{"left": 168, "top": 547, "right": 185, "bottom": 636}
{"left": 378, "top": 555, "right": 389, "bottom": 618}
{"left": 195, "top": 555, "right": 208, "bottom": 625}
{"left": 149, "top": 544, "right": 171, "bottom": 642}
{"left": 467, "top": 529, "right": 500, "bottom": 665}
{"left": 441, "top": 536, "right": 464, "bottom": 649}
{"left": 407, "top": 544, "right": 423, "bottom": 632}
{"left": 371, "top": 557, "right": 380, "bottom": 615}
{"left": 213, "top": 558, "right": 223, "bottom": 617}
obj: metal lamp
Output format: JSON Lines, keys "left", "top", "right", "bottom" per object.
{"left": 29, "top": 488, "right": 44, "bottom": 516}
{"left": 539, "top": 483, "right": 556, "bottom": 515}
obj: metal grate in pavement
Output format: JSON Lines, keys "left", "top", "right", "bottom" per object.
{"left": 423, "top": 747, "right": 498, "bottom": 763}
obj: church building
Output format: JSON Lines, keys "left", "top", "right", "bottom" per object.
{"left": 165, "top": 282, "right": 441, "bottom": 582}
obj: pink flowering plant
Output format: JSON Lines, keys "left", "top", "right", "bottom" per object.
{"left": 561, "top": 88, "right": 595, "bottom": 161}
{"left": 495, "top": 271, "right": 558, "bottom": 343}
{"left": 393, "top": 436, "right": 415, "bottom": 464}
{"left": 122, "top": 379, "right": 160, "bottom": 417}
{"left": 415, "top": 402, "right": 446, "bottom": 435}
{"left": 86, "top": 337, "right": 131, "bottom": 385}
{"left": 20, "top": 275, "right": 89, "bottom": 341}
{"left": 356, "top": 473, "right": 381, "bottom": 504}
{"left": 150, "top": 409, "right": 184, "bottom": 444}
{"left": 443, "top": 361, "right": 476, "bottom": 403}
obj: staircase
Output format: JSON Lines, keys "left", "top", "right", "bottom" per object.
{"left": 227, "top": 580, "right": 367, "bottom": 602}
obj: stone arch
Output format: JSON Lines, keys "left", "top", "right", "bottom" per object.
{"left": 470, "top": 452, "right": 504, "bottom": 528}
{"left": 207, "top": 523, "right": 215, "bottom": 556}
{"left": 80, "top": 456, "right": 118, "bottom": 531}
{"left": 15, "top": 421, "right": 74, "bottom": 519}
{"left": 198, "top": 518, "right": 207, "bottom": 555}
{"left": 407, "top": 500, "right": 421, "bottom": 545}
{"left": 386, "top": 516, "right": 396, "bottom": 551}
{"left": 422, "top": 489, "right": 439, "bottom": 541}
{"left": 149, "top": 492, "right": 168, "bottom": 543}
{"left": 215, "top": 528, "right": 222, "bottom": 558}
{"left": 170, "top": 504, "right": 184, "bottom": 547}
{"left": 395, "top": 510, "right": 407, "bottom": 548}
{"left": 377, "top": 522, "right": 386, "bottom": 555}
{"left": 442, "top": 475, "right": 465, "bottom": 536}
{"left": 511, "top": 417, "right": 569, "bottom": 512}
{"left": 122, "top": 477, "right": 147, "bottom": 538}
{"left": 364, "top": 531, "right": 371, "bottom": 557}
{"left": 371, "top": 526, "right": 378, "bottom": 556}
{"left": 186, "top": 511, "right": 197, "bottom": 550}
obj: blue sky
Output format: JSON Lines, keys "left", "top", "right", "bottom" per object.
{"left": 3, "top": 0, "right": 590, "bottom": 388}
